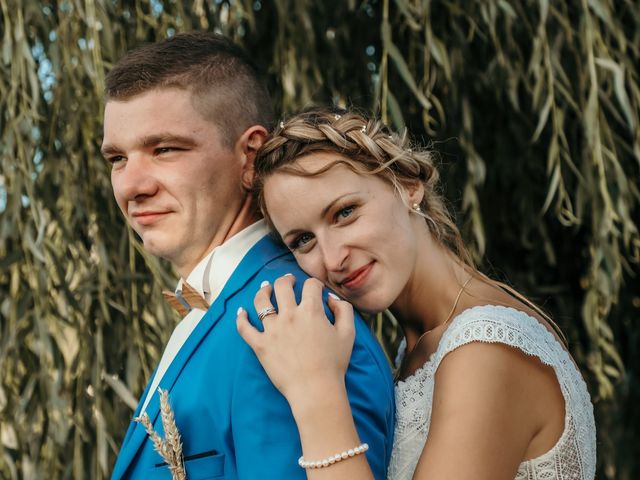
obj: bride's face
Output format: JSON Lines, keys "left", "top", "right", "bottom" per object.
{"left": 263, "top": 151, "right": 423, "bottom": 312}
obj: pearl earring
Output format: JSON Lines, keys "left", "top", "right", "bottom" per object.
{"left": 412, "top": 203, "right": 422, "bottom": 213}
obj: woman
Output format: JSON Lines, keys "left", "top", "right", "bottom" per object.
{"left": 235, "top": 107, "right": 596, "bottom": 479}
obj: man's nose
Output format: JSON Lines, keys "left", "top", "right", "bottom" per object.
{"left": 115, "top": 154, "right": 158, "bottom": 201}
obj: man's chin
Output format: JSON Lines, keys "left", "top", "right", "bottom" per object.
{"left": 140, "top": 236, "right": 177, "bottom": 262}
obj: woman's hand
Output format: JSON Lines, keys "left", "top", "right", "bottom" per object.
{"left": 236, "top": 274, "right": 355, "bottom": 406}
{"left": 237, "top": 275, "right": 374, "bottom": 480}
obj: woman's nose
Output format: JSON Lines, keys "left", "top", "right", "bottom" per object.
{"left": 320, "top": 239, "right": 348, "bottom": 272}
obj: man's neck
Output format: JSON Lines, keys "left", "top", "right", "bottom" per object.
{"left": 176, "top": 195, "right": 262, "bottom": 279}
{"left": 223, "top": 195, "right": 262, "bottom": 247}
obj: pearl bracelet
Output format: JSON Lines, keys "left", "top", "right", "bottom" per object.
{"left": 298, "top": 443, "right": 369, "bottom": 469}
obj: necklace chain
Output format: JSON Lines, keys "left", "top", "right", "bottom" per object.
{"left": 408, "top": 275, "right": 473, "bottom": 356}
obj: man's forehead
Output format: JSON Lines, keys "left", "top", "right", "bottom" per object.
{"left": 103, "top": 87, "right": 197, "bottom": 122}
{"left": 102, "top": 90, "right": 211, "bottom": 140}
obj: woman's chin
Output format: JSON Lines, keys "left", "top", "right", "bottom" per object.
{"left": 329, "top": 281, "right": 394, "bottom": 313}
{"left": 349, "top": 296, "right": 393, "bottom": 315}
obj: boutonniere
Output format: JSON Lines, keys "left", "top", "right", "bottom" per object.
{"left": 135, "top": 388, "right": 187, "bottom": 480}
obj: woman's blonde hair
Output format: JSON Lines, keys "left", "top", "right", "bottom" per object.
{"left": 253, "top": 106, "right": 566, "bottom": 344}
{"left": 254, "top": 106, "right": 474, "bottom": 268}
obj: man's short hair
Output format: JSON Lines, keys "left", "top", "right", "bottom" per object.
{"left": 105, "top": 32, "right": 274, "bottom": 146}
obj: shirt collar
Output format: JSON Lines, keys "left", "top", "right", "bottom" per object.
{"left": 176, "top": 219, "right": 271, "bottom": 304}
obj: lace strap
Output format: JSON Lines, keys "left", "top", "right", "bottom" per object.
{"left": 430, "top": 305, "right": 569, "bottom": 375}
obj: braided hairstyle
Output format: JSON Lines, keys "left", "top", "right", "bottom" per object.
{"left": 253, "top": 106, "right": 474, "bottom": 268}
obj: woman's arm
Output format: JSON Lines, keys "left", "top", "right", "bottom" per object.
{"left": 413, "top": 341, "right": 563, "bottom": 479}
{"left": 236, "top": 274, "right": 375, "bottom": 480}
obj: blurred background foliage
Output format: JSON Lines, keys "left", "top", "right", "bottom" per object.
{"left": 0, "top": 0, "right": 638, "bottom": 478}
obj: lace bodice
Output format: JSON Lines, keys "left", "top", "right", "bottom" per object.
{"left": 387, "top": 305, "right": 596, "bottom": 480}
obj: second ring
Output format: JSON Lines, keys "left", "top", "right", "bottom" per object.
{"left": 257, "top": 306, "right": 277, "bottom": 321}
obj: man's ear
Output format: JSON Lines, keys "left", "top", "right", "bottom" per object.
{"left": 235, "top": 125, "right": 268, "bottom": 189}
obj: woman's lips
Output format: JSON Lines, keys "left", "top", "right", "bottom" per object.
{"left": 341, "top": 262, "right": 375, "bottom": 290}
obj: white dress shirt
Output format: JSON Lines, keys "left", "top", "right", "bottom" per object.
{"left": 139, "top": 220, "right": 270, "bottom": 414}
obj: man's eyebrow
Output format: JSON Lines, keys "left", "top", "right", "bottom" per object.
{"left": 100, "top": 143, "right": 123, "bottom": 157}
{"left": 141, "top": 134, "right": 198, "bottom": 149}
{"left": 100, "top": 134, "right": 198, "bottom": 157}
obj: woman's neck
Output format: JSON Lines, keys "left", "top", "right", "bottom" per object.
{"left": 390, "top": 231, "right": 471, "bottom": 352}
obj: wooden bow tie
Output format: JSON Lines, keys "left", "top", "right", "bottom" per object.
{"left": 163, "top": 281, "right": 209, "bottom": 317}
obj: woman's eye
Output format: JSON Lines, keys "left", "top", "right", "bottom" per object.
{"left": 290, "top": 232, "right": 315, "bottom": 250}
{"left": 336, "top": 205, "right": 355, "bottom": 221}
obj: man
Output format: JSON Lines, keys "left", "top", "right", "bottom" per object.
{"left": 102, "top": 32, "right": 394, "bottom": 479}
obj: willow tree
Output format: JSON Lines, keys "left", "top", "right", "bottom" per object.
{"left": 0, "top": 0, "right": 638, "bottom": 478}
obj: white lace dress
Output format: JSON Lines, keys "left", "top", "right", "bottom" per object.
{"left": 387, "top": 305, "right": 596, "bottom": 480}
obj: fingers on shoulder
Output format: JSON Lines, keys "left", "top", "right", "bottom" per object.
{"left": 302, "top": 276, "right": 323, "bottom": 292}
{"left": 236, "top": 307, "right": 262, "bottom": 351}
{"left": 273, "top": 274, "right": 297, "bottom": 307}
{"left": 327, "top": 293, "right": 354, "bottom": 336}
{"left": 253, "top": 279, "right": 273, "bottom": 305}
{"left": 301, "top": 277, "right": 324, "bottom": 307}
{"left": 328, "top": 294, "right": 353, "bottom": 317}
{"left": 273, "top": 273, "right": 296, "bottom": 290}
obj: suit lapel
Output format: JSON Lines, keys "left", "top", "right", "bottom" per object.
{"left": 112, "top": 234, "right": 288, "bottom": 479}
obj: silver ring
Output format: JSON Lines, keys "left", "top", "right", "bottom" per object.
{"left": 257, "top": 306, "right": 277, "bottom": 321}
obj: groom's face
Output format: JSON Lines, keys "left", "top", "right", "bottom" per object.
{"left": 102, "top": 88, "right": 247, "bottom": 275}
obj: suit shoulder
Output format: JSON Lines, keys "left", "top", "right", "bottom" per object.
{"left": 261, "top": 253, "right": 310, "bottom": 278}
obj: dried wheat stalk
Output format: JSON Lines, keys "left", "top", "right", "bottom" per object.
{"left": 135, "top": 389, "right": 186, "bottom": 480}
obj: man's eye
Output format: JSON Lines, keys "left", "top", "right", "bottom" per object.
{"left": 290, "top": 232, "right": 314, "bottom": 250}
{"left": 106, "top": 155, "right": 125, "bottom": 165}
{"left": 156, "top": 147, "right": 176, "bottom": 155}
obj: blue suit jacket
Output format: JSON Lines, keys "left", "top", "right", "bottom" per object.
{"left": 111, "top": 234, "right": 395, "bottom": 479}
